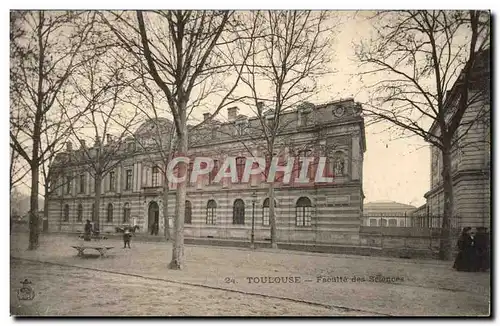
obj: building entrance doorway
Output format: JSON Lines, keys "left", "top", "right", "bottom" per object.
{"left": 148, "top": 201, "right": 160, "bottom": 235}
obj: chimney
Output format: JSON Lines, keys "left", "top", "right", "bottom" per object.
{"left": 66, "top": 142, "right": 73, "bottom": 152}
{"left": 203, "top": 113, "right": 211, "bottom": 121}
{"left": 106, "top": 133, "right": 113, "bottom": 143}
{"left": 79, "top": 139, "right": 86, "bottom": 149}
{"left": 227, "top": 106, "right": 239, "bottom": 121}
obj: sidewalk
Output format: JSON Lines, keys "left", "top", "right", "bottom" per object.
{"left": 10, "top": 232, "right": 491, "bottom": 316}
{"left": 50, "top": 231, "right": 438, "bottom": 259}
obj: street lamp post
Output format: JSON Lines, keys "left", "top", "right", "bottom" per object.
{"left": 251, "top": 191, "right": 257, "bottom": 249}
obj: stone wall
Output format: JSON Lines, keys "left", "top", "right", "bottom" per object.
{"left": 359, "top": 226, "right": 462, "bottom": 258}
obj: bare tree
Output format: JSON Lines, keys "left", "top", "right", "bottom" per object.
{"left": 10, "top": 111, "right": 31, "bottom": 190}
{"left": 120, "top": 69, "right": 178, "bottom": 240}
{"left": 61, "top": 43, "right": 142, "bottom": 234}
{"left": 237, "top": 11, "right": 336, "bottom": 248}
{"left": 354, "top": 10, "right": 490, "bottom": 260}
{"left": 102, "top": 10, "right": 255, "bottom": 269}
{"left": 38, "top": 106, "right": 78, "bottom": 232}
{"left": 10, "top": 11, "right": 96, "bottom": 249}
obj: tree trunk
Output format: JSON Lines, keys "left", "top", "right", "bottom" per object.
{"left": 28, "top": 11, "right": 43, "bottom": 250}
{"left": 268, "top": 184, "right": 278, "bottom": 249}
{"left": 439, "top": 146, "right": 454, "bottom": 260}
{"left": 43, "top": 184, "right": 50, "bottom": 233}
{"left": 28, "top": 162, "right": 40, "bottom": 250}
{"left": 168, "top": 127, "right": 187, "bottom": 270}
{"left": 162, "top": 179, "right": 171, "bottom": 241}
{"left": 94, "top": 174, "right": 102, "bottom": 232}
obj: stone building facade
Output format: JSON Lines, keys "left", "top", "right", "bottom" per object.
{"left": 424, "top": 50, "right": 491, "bottom": 228}
{"left": 362, "top": 201, "right": 417, "bottom": 227}
{"left": 47, "top": 98, "right": 366, "bottom": 245}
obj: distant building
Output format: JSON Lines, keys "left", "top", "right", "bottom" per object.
{"left": 411, "top": 204, "right": 427, "bottom": 217}
{"left": 363, "top": 201, "right": 417, "bottom": 227}
{"left": 47, "top": 99, "right": 366, "bottom": 245}
{"left": 424, "top": 49, "right": 491, "bottom": 228}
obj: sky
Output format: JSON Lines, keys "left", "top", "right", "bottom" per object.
{"left": 9, "top": 10, "right": 441, "bottom": 208}
{"left": 333, "top": 12, "right": 430, "bottom": 207}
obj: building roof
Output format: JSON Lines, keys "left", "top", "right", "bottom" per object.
{"left": 134, "top": 117, "right": 173, "bottom": 136}
{"left": 363, "top": 201, "right": 417, "bottom": 216}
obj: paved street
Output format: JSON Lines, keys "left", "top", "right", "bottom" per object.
{"left": 10, "top": 232, "right": 491, "bottom": 316}
{"left": 11, "top": 259, "right": 341, "bottom": 316}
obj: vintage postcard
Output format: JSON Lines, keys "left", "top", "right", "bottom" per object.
{"left": 9, "top": 9, "right": 491, "bottom": 317}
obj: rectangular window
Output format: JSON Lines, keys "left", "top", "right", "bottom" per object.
{"left": 187, "top": 162, "right": 194, "bottom": 185}
{"left": 301, "top": 112, "right": 309, "bottom": 126}
{"left": 79, "top": 174, "right": 85, "bottom": 193}
{"left": 152, "top": 166, "right": 159, "bottom": 187}
{"left": 209, "top": 160, "right": 219, "bottom": 184}
{"left": 236, "top": 157, "right": 245, "bottom": 182}
{"left": 296, "top": 206, "right": 311, "bottom": 226}
{"left": 267, "top": 117, "right": 275, "bottom": 130}
{"left": 262, "top": 207, "right": 270, "bottom": 226}
{"left": 206, "top": 208, "right": 216, "bottom": 224}
{"left": 125, "top": 169, "right": 133, "bottom": 190}
{"left": 66, "top": 176, "right": 71, "bottom": 194}
{"left": 109, "top": 171, "right": 116, "bottom": 191}
{"left": 297, "top": 150, "right": 311, "bottom": 180}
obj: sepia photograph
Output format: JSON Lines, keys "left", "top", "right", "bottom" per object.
{"left": 8, "top": 6, "right": 491, "bottom": 318}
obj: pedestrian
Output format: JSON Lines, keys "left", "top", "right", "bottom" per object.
{"left": 151, "top": 221, "right": 159, "bottom": 236}
{"left": 84, "top": 220, "right": 92, "bottom": 241}
{"left": 453, "top": 227, "right": 475, "bottom": 272}
{"left": 123, "top": 227, "right": 132, "bottom": 249}
{"left": 474, "top": 227, "right": 490, "bottom": 272}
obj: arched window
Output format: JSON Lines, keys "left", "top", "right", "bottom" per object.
{"left": 381, "top": 219, "right": 388, "bottom": 227}
{"left": 185, "top": 200, "right": 192, "bottom": 224}
{"left": 295, "top": 197, "right": 312, "bottom": 226}
{"left": 77, "top": 203, "right": 83, "bottom": 222}
{"left": 206, "top": 200, "right": 217, "bottom": 224}
{"left": 262, "top": 198, "right": 276, "bottom": 226}
{"left": 123, "top": 203, "right": 131, "bottom": 223}
{"left": 107, "top": 203, "right": 113, "bottom": 222}
{"left": 389, "top": 219, "right": 397, "bottom": 227}
{"left": 63, "top": 204, "right": 70, "bottom": 222}
{"left": 232, "top": 199, "right": 245, "bottom": 225}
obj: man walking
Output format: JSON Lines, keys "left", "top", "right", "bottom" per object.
{"left": 84, "top": 220, "right": 92, "bottom": 241}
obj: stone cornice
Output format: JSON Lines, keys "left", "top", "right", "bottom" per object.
{"left": 424, "top": 168, "right": 490, "bottom": 198}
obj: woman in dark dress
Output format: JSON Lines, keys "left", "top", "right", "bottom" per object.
{"left": 474, "top": 227, "right": 490, "bottom": 272}
{"left": 453, "top": 227, "right": 475, "bottom": 272}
